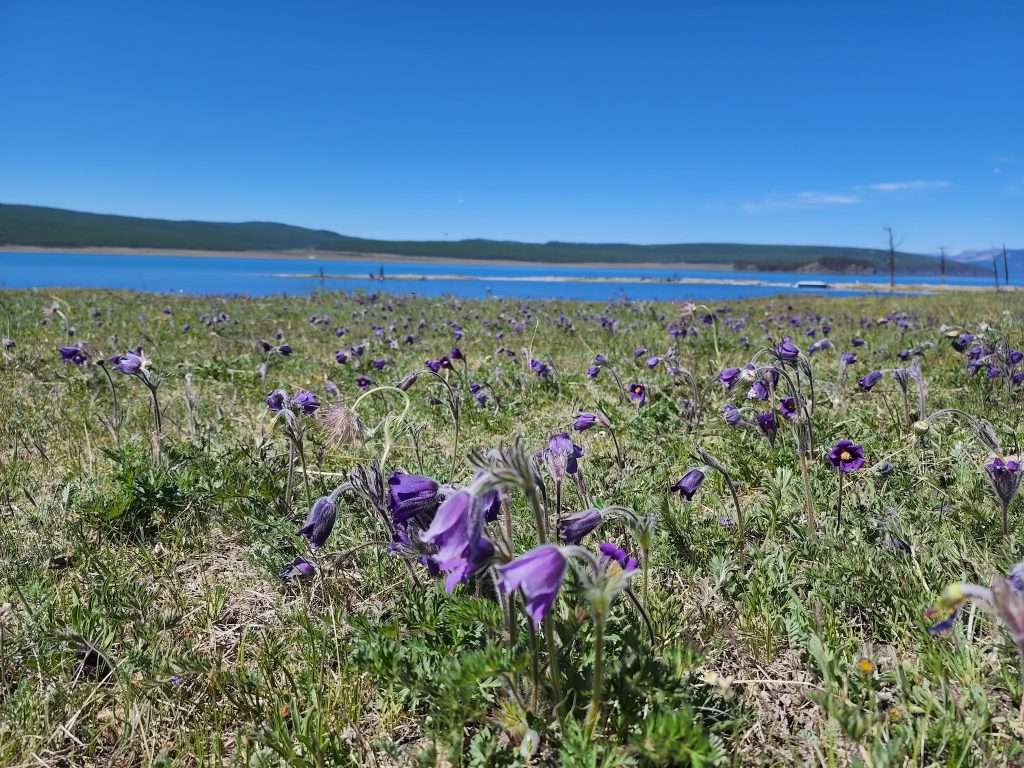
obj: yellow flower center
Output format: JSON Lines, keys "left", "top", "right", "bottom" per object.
{"left": 840, "top": 450, "right": 852, "bottom": 461}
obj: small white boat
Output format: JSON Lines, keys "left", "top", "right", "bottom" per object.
{"left": 794, "top": 280, "right": 831, "bottom": 289}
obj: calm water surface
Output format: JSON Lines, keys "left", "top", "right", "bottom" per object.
{"left": 0, "top": 251, "right": 1005, "bottom": 301}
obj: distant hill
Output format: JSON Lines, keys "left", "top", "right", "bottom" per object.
{"left": 950, "top": 247, "right": 1023, "bottom": 267}
{"left": 0, "top": 202, "right": 988, "bottom": 275}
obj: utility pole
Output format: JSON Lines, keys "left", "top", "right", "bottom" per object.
{"left": 883, "top": 227, "right": 898, "bottom": 290}
{"left": 1003, "top": 243, "right": 1010, "bottom": 286}
{"left": 939, "top": 246, "right": 946, "bottom": 284}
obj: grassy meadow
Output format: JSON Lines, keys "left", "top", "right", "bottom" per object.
{"left": 1, "top": 287, "right": 1024, "bottom": 766}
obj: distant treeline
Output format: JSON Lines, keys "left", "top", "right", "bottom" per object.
{"left": 0, "top": 203, "right": 986, "bottom": 275}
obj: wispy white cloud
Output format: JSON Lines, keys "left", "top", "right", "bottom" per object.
{"left": 742, "top": 190, "right": 861, "bottom": 212}
{"left": 863, "top": 179, "right": 952, "bottom": 192}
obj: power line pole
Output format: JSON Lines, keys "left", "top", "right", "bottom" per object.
{"left": 883, "top": 227, "right": 898, "bottom": 290}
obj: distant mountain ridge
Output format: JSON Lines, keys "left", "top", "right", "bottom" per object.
{"left": 950, "top": 247, "right": 1023, "bottom": 265}
{"left": 0, "top": 202, "right": 989, "bottom": 276}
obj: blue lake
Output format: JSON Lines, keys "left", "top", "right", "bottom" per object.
{"left": 0, "top": 251, "right": 1006, "bottom": 301}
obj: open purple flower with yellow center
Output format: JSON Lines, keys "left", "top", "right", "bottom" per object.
{"left": 557, "top": 508, "right": 604, "bottom": 544}
{"left": 628, "top": 382, "right": 647, "bottom": 405}
{"left": 299, "top": 496, "right": 337, "bottom": 549}
{"left": 291, "top": 389, "right": 320, "bottom": 415}
{"left": 828, "top": 439, "right": 865, "bottom": 473}
{"left": 544, "top": 432, "right": 584, "bottom": 481}
{"left": 778, "top": 396, "right": 798, "bottom": 420}
{"left": 266, "top": 389, "right": 288, "bottom": 412}
{"left": 858, "top": 370, "right": 883, "bottom": 391}
{"left": 670, "top": 468, "right": 705, "bottom": 500}
{"left": 354, "top": 375, "right": 373, "bottom": 391}
{"left": 598, "top": 542, "right": 638, "bottom": 572}
{"left": 419, "top": 491, "right": 494, "bottom": 592}
{"left": 388, "top": 472, "right": 441, "bottom": 526}
{"left": 717, "top": 367, "right": 741, "bottom": 389}
{"left": 497, "top": 544, "right": 568, "bottom": 627}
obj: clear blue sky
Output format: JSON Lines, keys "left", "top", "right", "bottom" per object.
{"left": 2, "top": 1, "right": 1021, "bottom": 252}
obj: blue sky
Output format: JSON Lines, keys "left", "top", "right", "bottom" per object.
{"left": 2, "top": 1, "right": 1021, "bottom": 252}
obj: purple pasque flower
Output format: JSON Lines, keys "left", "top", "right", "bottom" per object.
{"left": 756, "top": 411, "right": 778, "bottom": 443}
{"left": 747, "top": 380, "right": 769, "bottom": 401}
{"left": 388, "top": 472, "right": 441, "bottom": 526}
{"left": 557, "top": 508, "right": 603, "bottom": 544}
{"left": 544, "top": 432, "right": 584, "bottom": 480}
{"left": 723, "top": 403, "right": 742, "bottom": 426}
{"left": 530, "top": 358, "right": 552, "bottom": 378}
{"left": 646, "top": 355, "right": 662, "bottom": 369}
{"left": 670, "top": 468, "right": 705, "bottom": 500}
{"left": 777, "top": 396, "right": 798, "bottom": 420}
{"left": 278, "top": 556, "right": 316, "bottom": 581}
{"left": 573, "top": 411, "right": 609, "bottom": 432}
{"left": 984, "top": 455, "right": 1022, "bottom": 512}
{"left": 277, "top": 343, "right": 293, "bottom": 356}
{"left": 851, "top": 336, "right": 865, "bottom": 347}
{"left": 419, "top": 490, "right": 494, "bottom": 592}
{"left": 776, "top": 338, "right": 800, "bottom": 361}
{"left": 111, "top": 350, "right": 144, "bottom": 375}
{"left": 371, "top": 358, "right": 388, "bottom": 370}
{"left": 586, "top": 365, "right": 601, "bottom": 379}
{"left": 2, "top": 337, "right": 14, "bottom": 351}
{"left": 828, "top": 439, "right": 865, "bottom": 473}
{"left": 717, "top": 367, "right": 742, "bottom": 389}
{"left": 335, "top": 350, "right": 349, "bottom": 365}
{"left": 634, "top": 346, "right": 648, "bottom": 358}
{"left": 266, "top": 388, "right": 288, "bottom": 412}
{"left": 598, "top": 542, "right": 638, "bottom": 572}
{"left": 299, "top": 496, "right": 337, "bottom": 549}
{"left": 497, "top": 544, "right": 568, "bottom": 627}
{"left": 291, "top": 389, "right": 320, "bottom": 415}
{"left": 425, "top": 358, "right": 443, "bottom": 373}
{"left": 628, "top": 382, "right": 647, "bottom": 405}
{"left": 840, "top": 351, "right": 857, "bottom": 366}
{"left": 59, "top": 344, "right": 88, "bottom": 366}
{"left": 355, "top": 375, "right": 373, "bottom": 391}
{"left": 858, "top": 370, "right": 883, "bottom": 391}
{"left": 450, "top": 347, "right": 464, "bottom": 360}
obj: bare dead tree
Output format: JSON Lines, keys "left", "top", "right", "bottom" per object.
{"left": 883, "top": 227, "right": 901, "bottom": 290}
{"left": 939, "top": 246, "right": 946, "bottom": 284}
{"left": 1004, "top": 243, "right": 1010, "bottom": 286}
{"left": 993, "top": 252, "right": 1000, "bottom": 291}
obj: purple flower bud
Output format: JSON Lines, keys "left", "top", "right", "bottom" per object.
{"left": 670, "top": 468, "right": 705, "bottom": 500}
{"left": 858, "top": 371, "right": 883, "bottom": 391}
{"left": 717, "top": 367, "right": 741, "bottom": 389}
{"left": 278, "top": 556, "right": 315, "bottom": 581}
{"left": 573, "top": 411, "right": 598, "bottom": 431}
{"left": 598, "top": 542, "right": 638, "bottom": 572}
{"left": 840, "top": 352, "right": 857, "bottom": 366}
{"left": 112, "top": 351, "right": 144, "bottom": 375}
{"left": 397, "top": 372, "right": 418, "bottom": 391}
{"left": 388, "top": 472, "right": 441, "bottom": 526}
{"left": 299, "top": 496, "right": 337, "bottom": 549}
{"left": 985, "top": 455, "right": 1021, "bottom": 510}
{"left": 530, "top": 358, "right": 552, "bottom": 378}
{"left": 544, "top": 433, "right": 584, "bottom": 480}
{"left": 778, "top": 396, "right": 798, "bottom": 420}
{"left": 557, "top": 508, "right": 603, "bottom": 544}
{"left": 756, "top": 411, "right": 778, "bottom": 443}
{"left": 776, "top": 339, "right": 800, "bottom": 361}
{"left": 277, "top": 344, "right": 293, "bottom": 356}
{"left": 335, "top": 350, "right": 349, "bottom": 365}
{"left": 747, "top": 380, "right": 769, "bottom": 401}
{"left": 586, "top": 365, "right": 600, "bottom": 379}
{"left": 723, "top": 404, "right": 742, "bottom": 426}
{"left": 59, "top": 345, "right": 88, "bottom": 365}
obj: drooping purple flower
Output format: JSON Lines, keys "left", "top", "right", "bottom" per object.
{"left": 717, "top": 367, "right": 742, "bottom": 389}
{"left": 266, "top": 389, "right": 288, "bottom": 412}
{"left": 299, "top": 496, "right": 337, "bottom": 549}
{"left": 497, "top": 545, "right": 568, "bottom": 627}
{"left": 450, "top": 347, "right": 464, "bottom": 360}
{"left": 573, "top": 411, "right": 608, "bottom": 431}
{"left": 371, "top": 358, "right": 387, "bottom": 370}
{"left": 598, "top": 542, "right": 638, "bottom": 572}
{"left": 756, "top": 411, "right": 778, "bottom": 443}
{"left": 634, "top": 346, "right": 648, "bottom": 358}
{"left": 646, "top": 355, "right": 661, "bottom": 369}
{"left": 335, "top": 350, "right": 349, "bottom": 365}
{"left": 544, "top": 432, "right": 584, "bottom": 480}
{"left": 420, "top": 491, "right": 494, "bottom": 592}
{"left": 723, "top": 403, "right": 742, "bottom": 426}
{"left": 629, "top": 382, "right": 647, "bottom": 405}
{"left": 530, "top": 358, "right": 552, "bottom": 378}
{"left": 840, "top": 352, "right": 857, "bottom": 366}
{"left": 984, "top": 455, "right": 1022, "bottom": 511}
{"left": 586, "top": 365, "right": 600, "bottom": 379}
{"left": 112, "top": 351, "right": 144, "bottom": 375}
{"left": 425, "top": 358, "right": 442, "bottom": 373}
{"left": 291, "top": 389, "right": 320, "bottom": 415}
{"left": 59, "top": 345, "right": 88, "bottom": 365}
{"left": 277, "top": 344, "right": 293, "bottom": 356}
{"left": 278, "top": 556, "right": 316, "bottom": 581}
{"left": 776, "top": 339, "right": 800, "bottom": 361}
{"left": 557, "top": 508, "right": 603, "bottom": 544}
{"left": 747, "top": 380, "right": 769, "bottom": 401}
{"left": 397, "top": 372, "right": 418, "bottom": 391}
{"left": 858, "top": 371, "right": 883, "bottom": 391}
{"left": 851, "top": 336, "right": 865, "bottom": 347}
{"left": 388, "top": 472, "right": 441, "bottom": 526}
{"left": 670, "top": 468, "right": 705, "bottom": 500}
{"left": 778, "top": 396, "right": 798, "bottom": 420}
{"left": 828, "top": 439, "right": 865, "bottom": 473}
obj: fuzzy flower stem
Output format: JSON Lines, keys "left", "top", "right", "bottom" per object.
{"left": 543, "top": 614, "right": 563, "bottom": 715}
{"left": 837, "top": 471, "right": 845, "bottom": 528}
{"left": 799, "top": 451, "right": 817, "bottom": 535}
{"left": 584, "top": 608, "right": 606, "bottom": 740}
{"left": 97, "top": 361, "right": 120, "bottom": 433}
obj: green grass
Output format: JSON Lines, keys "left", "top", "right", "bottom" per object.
{"left": 0, "top": 202, "right": 988, "bottom": 275}
{"left": 0, "top": 287, "right": 1022, "bottom": 766}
